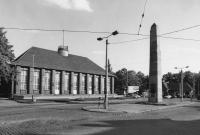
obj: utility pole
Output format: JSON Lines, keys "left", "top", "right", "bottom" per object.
{"left": 104, "top": 39, "right": 109, "bottom": 109}
{"left": 175, "top": 66, "right": 189, "bottom": 102}
{"left": 193, "top": 74, "right": 195, "bottom": 98}
{"left": 11, "top": 65, "right": 16, "bottom": 99}
{"left": 126, "top": 69, "right": 128, "bottom": 94}
{"left": 180, "top": 69, "right": 183, "bottom": 102}
{"left": 62, "top": 30, "right": 65, "bottom": 47}
{"left": 198, "top": 78, "right": 200, "bottom": 96}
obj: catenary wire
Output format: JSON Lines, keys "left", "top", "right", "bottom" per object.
{"left": 2, "top": 27, "right": 111, "bottom": 34}
{"left": 3, "top": 24, "right": 200, "bottom": 37}
{"left": 160, "top": 24, "right": 200, "bottom": 35}
{"left": 110, "top": 37, "right": 149, "bottom": 45}
{"left": 137, "top": 0, "right": 148, "bottom": 35}
{"left": 159, "top": 36, "right": 200, "bottom": 42}
{"left": 2, "top": 24, "right": 200, "bottom": 45}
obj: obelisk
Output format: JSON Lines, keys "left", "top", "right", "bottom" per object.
{"left": 148, "top": 23, "right": 162, "bottom": 103}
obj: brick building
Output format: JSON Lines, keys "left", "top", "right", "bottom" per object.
{"left": 12, "top": 46, "right": 114, "bottom": 96}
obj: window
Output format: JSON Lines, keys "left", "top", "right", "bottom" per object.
{"left": 44, "top": 70, "right": 51, "bottom": 91}
{"left": 55, "top": 72, "right": 61, "bottom": 91}
{"left": 73, "top": 74, "right": 78, "bottom": 90}
{"left": 108, "top": 77, "right": 111, "bottom": 93}
{"left": 33, "top": 69, "right": 40, "bottom": 91}
{"left": 64, "top": 72, "right": 69, "bottom": 92}
{"left": 88, "top": 75, "right": 92, "bottom": 94}
{"left": 102, "top": 77, "right": 105, "bottom": 93}
{"left": 95, "top": 76, "right": 99, "bottom": 92}
{"left": 20, "top": 68, "right": 28, "bottom": 91}
{"left": 81, "top": 74, "right": 86, "bottom": 92}
{"left": 73, "top": 73, "right": 78, "bottom": 94}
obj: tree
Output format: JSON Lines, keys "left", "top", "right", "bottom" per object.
{"left": 194, "top": 72, "right": 200, "bottom": 96}
{"left": 129, "top": 71, "right": 149, "bottom": 94}
{"left": 136, "top": 71, "right": 148, "bottom": 94}
{"left": 140, "top": 75, "right": 149, "bottom": 93}
{"left": 162, "top": 72, "right": 180, "bottom": 96}
{"left": 0, "top": 28, "right": 15, "bottom": 96}
{"left": 115, "top": 68, "right": 128, "bottom": 94}
{"left": 128, "top": 70, "right": 140, "bottom": 86}
{"left": 162, "top": 71, "right": 200, "bottom": 97}
{"left": 184, "top": 71, "right": 194, "bottom": 96}
{"left": 114, "top": 69, "right": 148, "bottom": 95}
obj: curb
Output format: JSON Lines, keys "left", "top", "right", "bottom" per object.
{"left": 128, "top": 101, "right": 196, "bottom": 114}
{"left": 82, "top": 106, "right": 128, "bottom": 114}
{"left": 143, "top": 101, "right": 196, "bottom": 112}
{"left": 82, "top": 101, "right": 197, "bottom": 114}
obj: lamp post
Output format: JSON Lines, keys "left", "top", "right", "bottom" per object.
{"left": 97, "top": 30, "right": 118, "bottom": 109}
{"left": 123, "top": 69, "right": 128, "bottom": 95}
{"left": 11, "top": 64, "right": 16, "bottom": 99}
{"left": 174, "top": 66, "right": 189, "bottom": 102}
{"left": 126, "top": 69, "right": 128, "bottom": 95}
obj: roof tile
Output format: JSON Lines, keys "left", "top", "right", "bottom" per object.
{"left": 12, "top": 47, "right": 108, "bottom": 75}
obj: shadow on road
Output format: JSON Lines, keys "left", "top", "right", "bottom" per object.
{"left": 183, "top": 103, "right": 200, "bottom": 112}
{"left": 81, "top": 119, "right": 200, "bottom": 135}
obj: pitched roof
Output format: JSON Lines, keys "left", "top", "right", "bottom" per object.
{"left": 12, "top": 47, "right": 109, "bottom": 76}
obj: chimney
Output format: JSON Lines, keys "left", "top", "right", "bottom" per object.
{"left": 58, "top": 46, "right": 68, "bottom": 56}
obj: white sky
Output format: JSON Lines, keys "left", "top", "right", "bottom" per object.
{"left": 1, "top": 0, "right": 200, "bottom": 75}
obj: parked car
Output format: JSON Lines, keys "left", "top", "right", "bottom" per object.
{"left": 132, "top": 94, "right": 141, "bottom": 98}
{"left": 164, "top": 95, "right": 172, "bottom": 99}
{"left": 126, "top": 93, "right": 141, "bottom": 98}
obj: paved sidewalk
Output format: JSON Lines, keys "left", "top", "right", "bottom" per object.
{"left": 0, "top": 98, "right": 21, "bottom": 107}
{"left": 83, "top": 101, "right": 197, "bottom": 114}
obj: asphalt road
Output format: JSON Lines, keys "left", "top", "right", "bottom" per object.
{"left": 0, "top": 101, "right": 200, "bottom": 135}
{"left": 79, "top": 102, "right": 200, "bottom": 135}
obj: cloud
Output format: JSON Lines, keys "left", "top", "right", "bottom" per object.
{"left": 43, "top": 0, "right": 93, "bottom": 12}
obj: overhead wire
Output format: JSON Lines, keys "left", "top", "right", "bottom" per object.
{"left": 3, "top": 24, "right": 200, "bottom": 37}
{"left": 2, "top": 27, "right": 111, "bottom": 34}
{"left": 159, "top": 36, "right": 200, "bottom": 42}
{"left": 137, "top": 0, "right": 148, "bottom": 35}
{"left": 119, "top": 32, "right": 149, "bottom": 36}
{"left": 2, "top": 24, "right": 200, "bottom": 45}
{"left": 110, "top": 37, "right": 149, "bottom": 45}
{"left": 160, "top": 24, "right": 200, "bottom": 36}
{"left": 111, "top": 24, "right": 200, "bottom": 45}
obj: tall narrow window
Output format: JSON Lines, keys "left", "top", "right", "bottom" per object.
{"left": 20, "top": 68, "right": 28, "bottom": 91}
{"left": 55, "top": 72, "right": 61, "bottom": 94}
{"left": 95, "top": 76, "right": 99, "bottom": 93}
{"left": 73, "top": 73, "right": 78, "bottom": 94}
{"left": 33, "top": 69, "right": 40, "bottom": 92}
{"left": 44, "top": 70, "right": 51, "bottom": 92}
{"left": 102, "top": 77, "right": 105, "bottom": 93}
{"left": 64, "top": 72, "right": 69, "bottom": 93}
{"left": 81, "top": 74, "right": 86, "bottom": 93}
{"left": 88, "top": 75, "right": 92, "bottom": 94}
{"left": 108, "top": 77, "right": 111, "bottom": 93}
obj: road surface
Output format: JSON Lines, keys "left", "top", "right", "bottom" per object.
{"left": 0, "top": 101, "right": 200, "bottom": 135}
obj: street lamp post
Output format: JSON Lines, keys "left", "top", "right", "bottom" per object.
{"left": 11, "top": 66, "right": 16, "bottom": 99}
{"left": 174, "top": 66, "right": 189, "bottom": 102}
{"left": 126, "top": 69, "right": 128, "bottom": 95}
{"left": 97, "top": 30, "right": 118, "bottom": 109}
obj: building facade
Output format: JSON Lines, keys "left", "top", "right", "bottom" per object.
{"left": 12, "top": 46, "right": 115, "bottom": 96}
